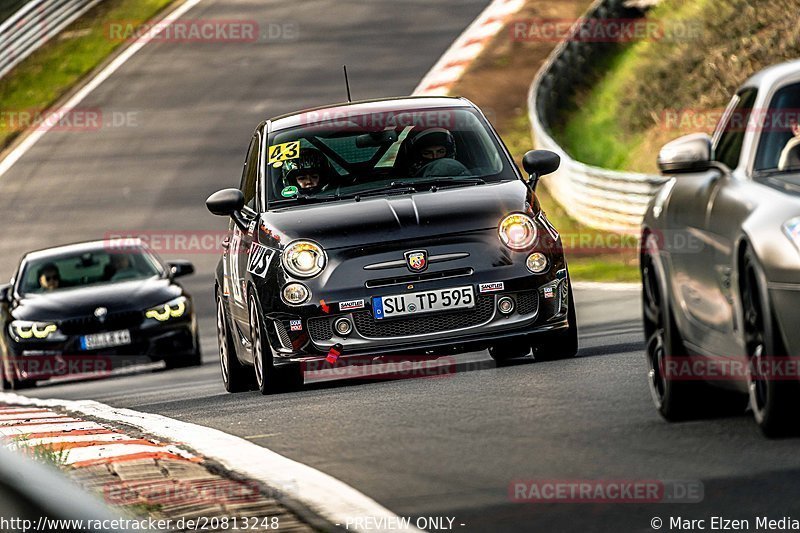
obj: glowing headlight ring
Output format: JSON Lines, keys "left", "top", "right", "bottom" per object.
{"left": 499, "top": 213, "right": 538, "bottom": 251}
{"left": 281, "top": 240, "right": 327, "bottom": 279}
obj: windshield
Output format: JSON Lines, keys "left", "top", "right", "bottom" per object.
{"left": 754, "top": 82, "right": 800, "bottom": 174}
{"left": 266, "top": 106, "right": 517, "bottom": 206}
{"left": 19, "top": 247, "right": 163, "bottom": 295}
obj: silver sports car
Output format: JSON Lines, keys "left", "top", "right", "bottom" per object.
{"left": 642, "top": 60, "right": 800, "bottom": 436}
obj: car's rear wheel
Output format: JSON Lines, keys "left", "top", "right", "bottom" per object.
{"left": 533, "top": 282, "right": 579, "bottom": 362}
{"left": 216, "top": 294, "right": 252, "bottom": 393}
{"left": 249, "top": 293, "right": 303, "bottom": 395}
{"left": 741, "top": 248, "right": 798, "bottom": 437}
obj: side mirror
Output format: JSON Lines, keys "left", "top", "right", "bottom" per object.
{"left": 167, "top": 261, "right": 194, "bottom": 279}
{"left": 522, "top": 150, "right": 561, "bottom": 190}
{"left": 206, "top": 188, "right": 244, "bottom": 216}
{"left": 657, "top": 133, "right": 712, "bottom": 174}
{"left": 0, "top": 284, "right": 10, "bottom": 302}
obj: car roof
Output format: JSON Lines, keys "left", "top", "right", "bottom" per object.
{"left": 267, "top": 96, "right": 475, "bottom": 132}
{"left": 23, "top": 238, "right": 144, "bottom": 262}
{"left": 741, "top": 59, "right": 800, "bottom": 92}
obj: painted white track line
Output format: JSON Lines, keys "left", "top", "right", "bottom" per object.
{"left": 0, "top": 0, "right": 206, "bottom": 180}
{"left": 0, "top": 393, "right": 422, "bottom": 533}
{"left": 413, "top": 0, "right": 525, "bottom": 96}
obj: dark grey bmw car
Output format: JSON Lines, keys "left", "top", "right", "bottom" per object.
{"left": 207, "top": 96, "right": 578, "bottom": 395}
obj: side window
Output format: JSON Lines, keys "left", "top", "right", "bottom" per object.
{"left": 713, "top": 89, "right": 758, "bottom": 170}
{"left": 240, "top": 135, "right": 259, "bottom": 210}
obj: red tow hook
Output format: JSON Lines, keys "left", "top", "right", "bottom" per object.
{"left": 326, "top": 343, "right": 343, "bottom": 364}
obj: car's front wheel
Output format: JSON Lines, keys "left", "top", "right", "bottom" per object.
{"left": 741, "top": 248, "right": 799, "bottom": 437}
{"left": 249, "top": 293, "right": 303, "bottom": 395}
{"left": 533, "top": 282, "right": 579, "bottom": 362}
{"left": 216, "top": 294, "right": 252, "bottom": 393}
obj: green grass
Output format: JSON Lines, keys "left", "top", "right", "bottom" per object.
{"left": 553, "top": 0, "right": 800, "bottom": 173}
{"left": 0, "top": 0, "right": 176, "bottom": 150}
{"left": 503, "top": 113, "right": 639, "bottom": 282}
{"left": 12, "top": 434, "right": 70, "bottom": 467}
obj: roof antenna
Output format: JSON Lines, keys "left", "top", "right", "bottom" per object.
{"left": 343, "top": 65, "right": 352, "bottom": 102}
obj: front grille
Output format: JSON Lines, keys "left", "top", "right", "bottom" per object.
{"left": 517, "top": 290, "right": 539, "bottom": 315}
{"left": 308, "top": 317, "right": 334, "bottom": 341}
{"left": 59, "top": 310, "right": 144, "bottom": 335}
{"left": 352, "top": 295, "right": 494, "bottom": 339}
{"left": 365, "top": 268, "right": 473, "bottom": 289}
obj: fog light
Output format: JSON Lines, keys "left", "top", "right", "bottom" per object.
{"left": 282, "top": 283, "right": 310, "bottom": 305}
{"left": 526, "top": 252, "right": 548, "bottom": 273}
{"left": 334, "top": 317, "right": 353, "bottom": 336}
{"left": 498, "top": 296, "right": 515, "bottom": 314}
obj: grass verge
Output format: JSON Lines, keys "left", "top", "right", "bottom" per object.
{"left": 449, "top": 0, "right": 639, "bottom": 282}
{"left": 12, "top": 434, "right": 70, "bottom": 467}
{"left": 0, "top": 0, "right": 177, "bottom": 150}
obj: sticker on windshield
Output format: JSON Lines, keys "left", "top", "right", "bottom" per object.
{"left": 281, "top": 186, "right": 298, "bottom": 198}
{"left": 247, "top": 243, "right": 274, "bottom": 278}
{"left": 268, "top": 141, "right": 300, "bottom": 166}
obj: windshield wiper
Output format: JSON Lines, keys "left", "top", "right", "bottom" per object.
{"left": 392, "top": 177, "right": 486, "bottom": 189}
{"left": 339, "top": 182, "right": 418, "bottom": 200}
{"left": 269, "top": 194, "right": 341, "bottom": 208}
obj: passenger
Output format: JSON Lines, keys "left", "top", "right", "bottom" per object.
{"left": 408, "top": 128, "right": 469, "bottom": 177}
{"left": 38, "top": 263, "right": 60, "bottom": 291}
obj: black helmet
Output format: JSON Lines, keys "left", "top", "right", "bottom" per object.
{"left": 408, "top": 128, "right": 456, "bottom": 175}
{"left": 281, "top": 148, "right": 333, "bottom": 193}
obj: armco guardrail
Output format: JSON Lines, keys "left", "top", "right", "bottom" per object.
{"left": 527, "top": 0, "right": 667, "bottom": 234}
{"left": 0, "top": 0, "right": 104, "bottom": 79}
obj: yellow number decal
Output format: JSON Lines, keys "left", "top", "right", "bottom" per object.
{"left": 268, "top": 141, "right": 301, "bottom": 164}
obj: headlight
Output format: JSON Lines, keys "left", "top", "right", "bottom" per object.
{"left": 9, "top": 321, "right": 63, "bottom": 342}
{"left": 783, "top": 217, "right": 800, "bottom": 252}
{"left": 499, "top": 214, "right": 538, "bottom": 250}
{"left": 282, "top": 240, "right": 326, "bottom": 278}
{"left": 146, "top": 296, "right": 188, "bottom": 322}
{"left": 526, "top": 252, "right": 549, "bottom": 273}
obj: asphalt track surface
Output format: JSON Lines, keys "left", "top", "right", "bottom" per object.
{"left": 4, "top": 1, "right": 800, "bottom": 532}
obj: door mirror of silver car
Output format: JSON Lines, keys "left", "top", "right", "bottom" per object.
{"left": 0, "top": 284, "right": 10, "bottom": 302}
{"left": 522, "top": 150, "right": 561, "bottom": 190}
{"left": 657, "top": 133, "right": 713, "bottom": 174}
{"left": 167, "top": 261, "right": 195, "bottom": 279}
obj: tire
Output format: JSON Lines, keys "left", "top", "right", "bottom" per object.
{"left": 216, "top": 293, "right": 252, "bottom": 393}
{"left": 533, "top": 282, "right": 579, "bottom": 362}
{"left": 1, "top": 362, "right": 12, "bottom": 391}
{"left": 249, "top": 293, "right": 303, "bottom": 395}
{"left": 741, "top": 247, "right": 799, "bottom": 437}
{"left": 642, "top": 240, "right": 744, "bottom": 421}
{"left": 488, "top": 340, "right": 530, "bottom": 364}
{"left": 165, "top": 335, "right": 203, "bottom": 370}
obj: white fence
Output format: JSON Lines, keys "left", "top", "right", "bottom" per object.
{"left": 527, "top": 0, "right": 666, "bottom": 234}
{"left": 0, "top": 0, "right": 105, "bottom": 79}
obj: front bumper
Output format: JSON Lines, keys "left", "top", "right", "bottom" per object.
{"left": 262, "top": 269, "right": 570, "bottom": 362}
{"left": 3, "top": 316, "right": 197, "bottom": 381}
{"left": 769, "top": 282, "right": 800, "bottom": 356}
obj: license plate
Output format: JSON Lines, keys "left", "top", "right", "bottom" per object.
{"left": 80, "top": 329, "right": 131, "bottom": 350}
{"left": 373, "top": 286, "right": 475, "bottom": 320}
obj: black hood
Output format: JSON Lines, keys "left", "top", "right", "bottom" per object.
{"left": 263, "top": 180, "right": 532, "bottom": 249}
{"left": 12, "top": 278, "right": 182, "bottom": 321}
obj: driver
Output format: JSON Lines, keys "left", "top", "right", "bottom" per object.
{"left": 38, "top": 263, "right": 60, "bottom": 291}
{"left": 407, "top": 128, "right": 469, "bottom": 177}
{"left": 778, "top": 118, "right": 800, "bottom": 171}
{"left": 282, "top": 148, "right": 334, "bottom": 194}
